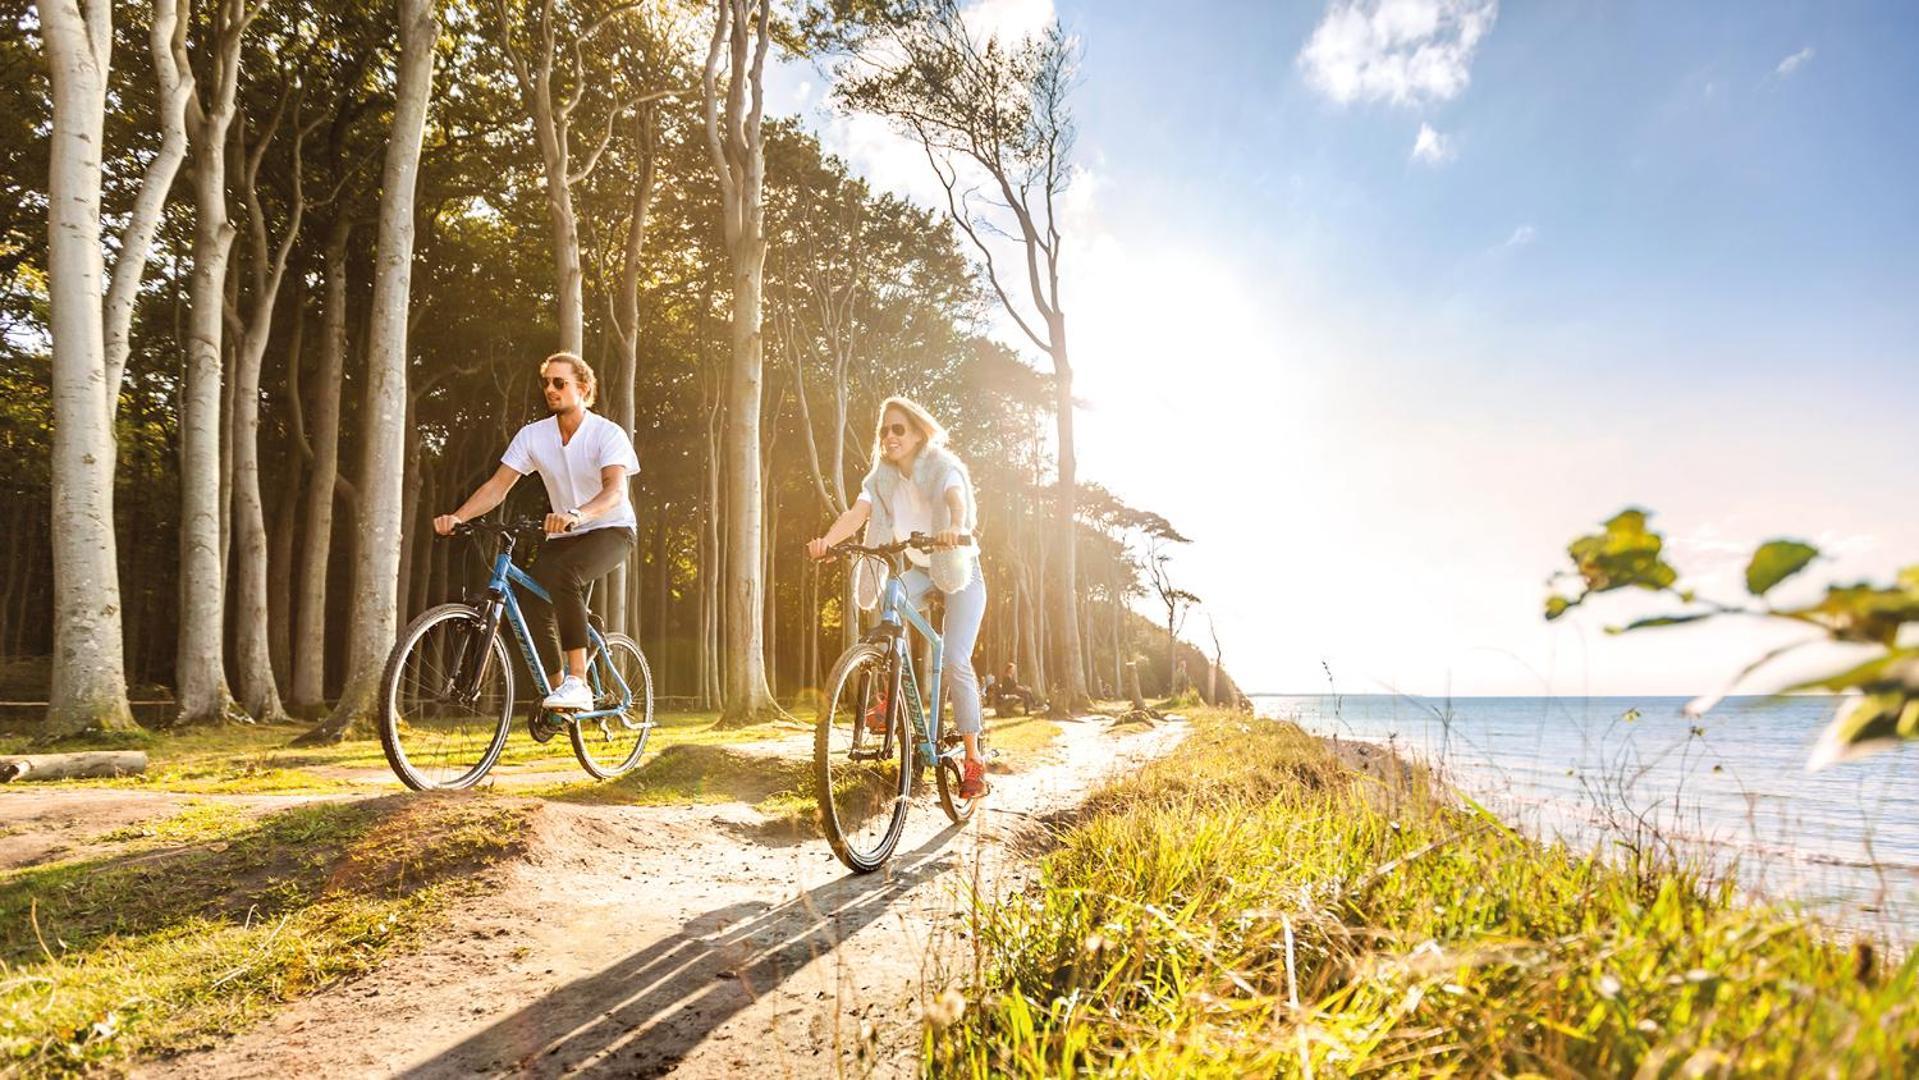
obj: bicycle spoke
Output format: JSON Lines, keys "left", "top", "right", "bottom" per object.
{"left": 380, "top": 606, "right": 513, "bottom": 791}
{"left": 569, "top": 634, "right": 653, "bottom": 779}
{"left": 817, "top": 644, "right": 913, "bottom": 872}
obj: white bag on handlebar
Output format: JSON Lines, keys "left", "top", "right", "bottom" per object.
{"left": 853, "top": 556, "right": 888, "bottom": 612}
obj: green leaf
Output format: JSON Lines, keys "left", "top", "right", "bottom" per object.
{"left": 1785, "top": 649, "right": 1919, "bottom": 694}
{"left": 1745, "top": 539, "right": 1819, "bottom": 596}
{"left": 1607, "top": 613, "right": 1713, "bottom": 635}
{"left": 1562, "top": 508, "right": 1680, "bottom": 599}
{"left": 1809, "top": 691, "right": 1919, "bottom": 771}
{"left": 1785, "top": 585, "right": 1919, "bottom": 646}
{"left": 1545, "top": 595, "right": 1574, "bottom": 621}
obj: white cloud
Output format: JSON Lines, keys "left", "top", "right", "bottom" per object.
{"left": 1410, "top": 122, "right": 1454, "bottom": 164}
{"left": 1775, "top": 46, "right": 1815, "bottom": 77}
{"left": 1503, "top": 224, "right": 1536, "bottom": 247}
{"left": 962, "top": 0, "right": 1055, "bottom": 45}
{"left": 1299, "top": 0, "right": 1499, "bottom": 106}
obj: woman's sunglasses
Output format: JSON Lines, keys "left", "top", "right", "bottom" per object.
{"left": 883, "top": 422, "right": 912, "bottom": 437}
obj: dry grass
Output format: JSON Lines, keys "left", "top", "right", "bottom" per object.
{"left": 928, "top": 708, "right": 1919, "bottom": 1077}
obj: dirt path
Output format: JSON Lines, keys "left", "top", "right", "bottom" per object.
{"left": 138, "top": 716, "right": 1183, "bottom": 1079}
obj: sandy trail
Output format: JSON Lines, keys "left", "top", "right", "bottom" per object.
{"left": 140, "top": 716, "right": 1183, "bottom": 1079}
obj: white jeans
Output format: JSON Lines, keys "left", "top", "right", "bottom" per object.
{"left": 901, "top": 558, "right": 987, "bottom": 736}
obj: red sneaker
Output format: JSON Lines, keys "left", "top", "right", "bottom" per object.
{"left": 958, "top": 758, "right": 990, "bottom": 799}
{"left": 862, "top": 689, "right": 890, "bottom": 735}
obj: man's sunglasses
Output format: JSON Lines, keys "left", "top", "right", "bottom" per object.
{"left": 545, "top": 377, "right": 570, "bottom": 390}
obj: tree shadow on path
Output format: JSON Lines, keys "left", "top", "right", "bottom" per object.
{"left": 398, "top": 824, "right": 966, "bottom": 1078}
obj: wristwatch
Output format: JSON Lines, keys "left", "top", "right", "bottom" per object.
{"left": 564, "top": 508, "right": 583, "bottom": 529}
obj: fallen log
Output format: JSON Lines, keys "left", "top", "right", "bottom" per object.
{"left": 0, "top": 751, "right": 148, "bottom": 782}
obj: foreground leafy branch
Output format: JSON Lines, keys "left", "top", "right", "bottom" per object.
{"left": 1546, "top": 509, "right": 1919, "bottom": 768}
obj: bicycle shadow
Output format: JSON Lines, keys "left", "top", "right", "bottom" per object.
{"left": 396, "top": 824, "right": 967, "bottom": 1078}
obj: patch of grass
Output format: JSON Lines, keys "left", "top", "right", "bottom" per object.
{"left": 0, "top": 710, "right": 788, "bottom": 796}
{"left": 536, "top": 743, "right": 813, "bottom": 808}
{"left": 986, "top": 717, "right": 1062, "bottom": 758}
{"left": 930, "top": 708, "right": 1919, "bottom": 1077}
{"left": 0, "top": 795, "right": 529, "bottom": 1076}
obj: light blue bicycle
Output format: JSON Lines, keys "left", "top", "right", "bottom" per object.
{"left": 377, "top": 517, "right": 654, "bottom": 790}
{"left": 816, "top": 532, "right": 981, "bottom": 873}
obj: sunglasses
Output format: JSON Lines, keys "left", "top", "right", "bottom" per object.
{"left": 883, "top": 422, "right": 912, "bottom": 437}
{"left": 545, "top": 377, "right": 570, "bottom": 390}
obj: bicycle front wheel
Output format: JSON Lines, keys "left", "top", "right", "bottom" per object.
{"left": 570, "top": 633, "right": 655, "bottom": 779}
{"left": 816, "top": 642, "right": 912, "bottom": 873}
{"left": 379, "top": 603, "right": 515, "bottom": 791}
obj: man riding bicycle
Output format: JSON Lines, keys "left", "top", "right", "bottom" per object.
{"left": 433, "top": 352, "right": 639, "bottom": 712}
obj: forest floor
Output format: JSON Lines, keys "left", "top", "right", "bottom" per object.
{"left": 0, "top": 706, "right": 1182, "bottom": 1077}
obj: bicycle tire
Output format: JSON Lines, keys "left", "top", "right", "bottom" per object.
{"left": 379, "top": 603, "right": 515, "bottom": 791}
{"left": 816, "top": 641, "right": 912, "bottom": 874}
{"left": 569, "top": 633, "right": 655, "bottom": 779}
{"left": 935, "top": 735, "right": 983, "bottom": 825}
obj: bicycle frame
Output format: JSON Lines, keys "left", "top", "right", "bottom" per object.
{"left": 482, "top": 545, "right": 634, "bottom": 724}
{"left": 873, "top": 565, "right": 953, "bottom": 771}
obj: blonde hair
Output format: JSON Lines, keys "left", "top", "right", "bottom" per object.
{"left": 540, "top": 351, "right": 598, "bottom": 407}
{"left": 871, "top": 395, "right": 948, "bottom": 465}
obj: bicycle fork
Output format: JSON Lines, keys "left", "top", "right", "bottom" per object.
{"left": 449, "top": 595, "right": 506, "bottom": 705}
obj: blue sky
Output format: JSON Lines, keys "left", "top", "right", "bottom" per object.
{"left": 775, "top": 1, "right": 1919, "bottom": 698}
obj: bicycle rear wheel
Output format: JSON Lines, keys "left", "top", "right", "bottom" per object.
{"left": 569, "top": 633, "right": 654, "bottom": 779}
{"left": 379, "top": 603, "right": 515, "bottom": 791}
{"left": 815, "top": 642, "right": 912, "bottom": 873}
{"left": 935, "top": 734, "right": 983, "bottom": 825}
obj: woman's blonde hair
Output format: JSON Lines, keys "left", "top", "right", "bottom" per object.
{"left": 871, "top": 395, "right": 948, "bottom": 466}
{"left": 541, "top": 351, "right": 598, "bottom": 407}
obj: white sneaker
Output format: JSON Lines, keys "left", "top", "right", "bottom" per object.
{"left": 542, "top": 675, "right": 593, "bottom": 711}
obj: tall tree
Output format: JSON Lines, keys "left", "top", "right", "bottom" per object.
{"left": 38, "top": 0, "right": 153, "bottom": 735}
{"left": 702, "top": 0, "right": 777, "bottom": 724}
{"left": 225, "top": 76, "right": 317, "bottom": 724}
{"left": 493, "top": 0, "right": 633, "bottom": 353}
{"left": 835, "top": 0, "right": 1090, "bottom": 711}
{"left": 176, "top": 0, "right": 257, "bottom": 725}
{"left": 290, "top": 217, "right": 353, "bottom": 713}
{"left": 304, "top": 0, "right": 439, "bottom": 742}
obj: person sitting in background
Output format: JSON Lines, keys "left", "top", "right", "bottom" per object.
{"left": 989, "top": 660, "right": 1039, "bottom": 715}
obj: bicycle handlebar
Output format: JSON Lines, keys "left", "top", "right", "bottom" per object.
{"left": 448, "top": 516, "right": 550, "bottom": 539}
{"left": 829, "top": 532, "right": 975, "bottom": 559}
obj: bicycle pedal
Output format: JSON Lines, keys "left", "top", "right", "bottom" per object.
{"left": 528, "top": 710, "right": 565, "bottom": 743}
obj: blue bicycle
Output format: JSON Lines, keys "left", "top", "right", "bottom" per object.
{"left": 816, "top": 533, "right": 981, "bottom": 873}
{"left": 377, "top": 517, "right": 654, "bottom": 790}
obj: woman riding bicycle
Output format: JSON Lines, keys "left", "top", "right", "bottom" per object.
{"left": 806, "top": 396, "right": 990, "bottom": 799}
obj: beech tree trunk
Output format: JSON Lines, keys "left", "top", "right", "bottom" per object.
{"left": 40, "top": 0, "right": 138, "bottom": 736}
{"left": 1047, "top": 318, "right": 1087, "bottom": 714}
{"left": 704, "top": 0, "right": 778, "bottom": 725}
{"left": 291, "top": 220, "right": 351, "bottom": 713}
{"left": 305, "top": 0, "right": 438, "bottom": 743}
{"left": 605, "top": 106, "right": 658, "bottom": 638}
{"left": 177, "top": 0, "right": 253, "bottom": 726}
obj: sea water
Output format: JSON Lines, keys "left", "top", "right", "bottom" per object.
{"left": 1253, "top": 693, "right": 1919, "bottom": 937}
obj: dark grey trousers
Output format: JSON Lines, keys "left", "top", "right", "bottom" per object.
{"left": 522, "top": 526, "right": 635, "bottom": 677}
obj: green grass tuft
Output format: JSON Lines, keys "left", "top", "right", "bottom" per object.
{"left": 929, "top": 708, "right": 1919, "bottom": 1077}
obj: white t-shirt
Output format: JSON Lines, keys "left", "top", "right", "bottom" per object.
{"left": 501, "top": 412, "right": 641, "bottom": 537}
{"left": 857, "top": 469, "right": 962, "bottom": 568}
